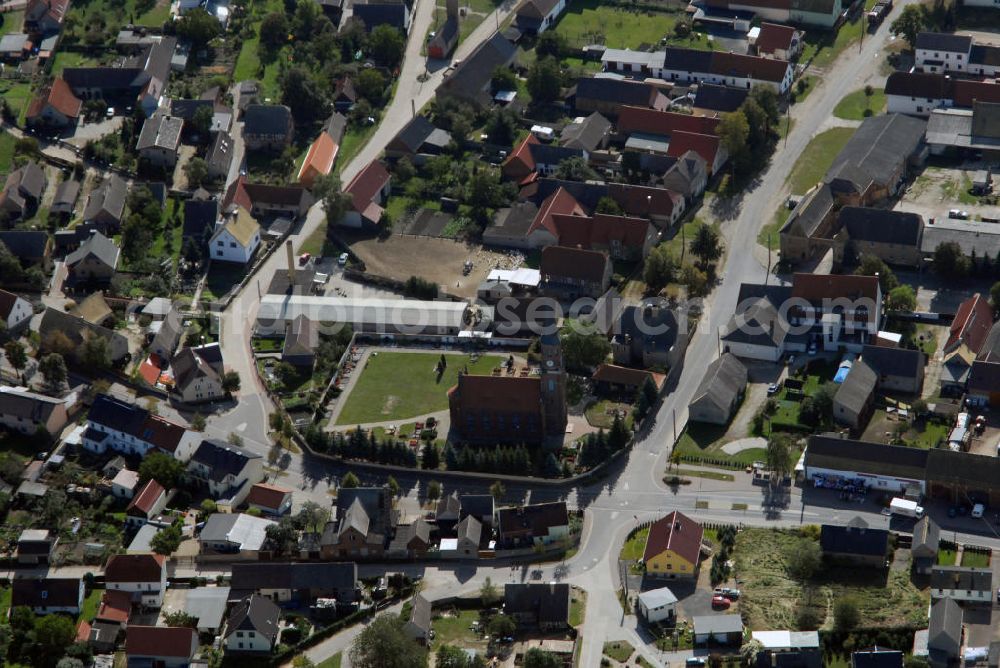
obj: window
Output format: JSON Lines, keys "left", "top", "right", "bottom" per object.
{"left": 217, "top": 250, "right": 223, "bottom": 256}
{"left": 230, "top": 242, "right": 237, "bottom": 248}
{"left": 217, "top": 240, "right": 224, "bottom": 246}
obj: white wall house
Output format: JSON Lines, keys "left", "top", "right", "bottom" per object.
{"left": 0, "top": 289, "right": 33, "bottom": 332}
{"left": 105, "top": 554, "right": 168, "bottom": 608}
{"left": 638, "top": 587, "right": 678, "bottom": 624}
{"left": 209, "top": 207, "right": 261, "bottom": 264}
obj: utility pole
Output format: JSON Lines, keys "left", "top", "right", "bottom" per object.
{"left": 767, "top": 233, "right": 772, "bottom": 284}
{"left": 672, "top": 407, "right": 677, "bottom": 443}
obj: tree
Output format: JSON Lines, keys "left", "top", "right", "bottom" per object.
{"left": 484, "top": 107, "right": 518, "bottom": 146}
{"left": 741, "top": 639, "right": 764, "bottom": 667}
{"left": 535, "top": 30, "right": 566, "bottom": 58}
{"left": 57, "top": 659, "right": 85, "bottom": 668}
{"left": 523, "top": 648, "right": 561, "bottom": 668}
{"left": 748, "top": 86, "right": 780, "bottom": 130}
{"left": 259, "top": 12, "right": 290, "bottom": 53}
{"left": 191, "top": 413, "right": 207, "bottom": 431}
{"left": 313, "top": 173, "right": 353, "bottom": 226}
{"left": 191, "top": 105, "right": 213, "bottom": 138}
{"left": 786, "top": 538, "right": 821, "bottom": 579}
{"left": 4, "top": 340, "right": 27, "bottom": 382}
{"left": 934, "top": 241, "right": 971, "bottom": 279}
{"left": 357, "top": 68, "right": 387, "bottom": 104}
{"left": 387, "top": 475, "right": 400, "bottom": 497}
{"left": 992, "top": 281, "right": 1000, "bottom": 313}
{"left": 766, "top": 433, "right": 794, "bottom": 484}
{"left": 560, "top": 325, "right": 611, "bottom": 371}
{"left": 690, "top": 223, "right": 723, "bottom": 268}
{"left": 35, "top": 614, "right": 76, "bottom": 663}
{"left": 368, "top": 24, "right": 405, "bottom": 66}
{"left": 150, "top": 523, "right": 183, "bottom": 555}
{"left": 176, "top": 7, "right": 220, "bottom": 49}
{"left": 200, "top": 499, "right": 218, "bottom": 517}
{"left": 595, "top": 196, "right": 623, "bottom": 215}
{"left": 480, "top": 577, "right": 499, "bottom": 605}
{"left": 281, "top": 65, "right": 328, "bottom": 123}
{"left": 122, "top": 213, "right": 156, "bottom": 266}
{"left": 81, "top": 335, "right": 111, "bottom": 370}
{"left": 644, "top": 245, "right": 677, "bottom": 291}
{"left": 39, "top": 353, "right": 67, "bottom": 395}
{"left": 487, "top": 613, "right": 516, "bottom": 639}
{"left": 490, "top": 481, "right": 505, "bottom": 501}
{"left": 228, "top": 432, "right": 244, "bottom": 446}
{"left": 891, "top": 4, "right": 926, "bottom": 48}
{"left": 184, "top": 157, "right": 209, "bottom": 187}
{"left": 717, "top": 110, "right": 750, "bottom": 165}
{"left": 296, "top": 501, "right": 330, "bottom": 533}
{"left": 349, "top": 613, "right": 428, "bottom": 668}
{"left": 421, "top": 442, "right": 440, "bottom": 470}
{"left": 490, "top": 66, "right": 518, "bottom": 93}
{"left": 138, "top": 452, "right": 184, "bottom": 488}
{"left": 554, "top": 156, "right": 597, "bottom": 182}
{"left": 887, "top": 285, "right": 916, "bottom": 312}
{"left": 427, "top": 480, "right": 442, "bottom": 501}
{"left": 833, "top": 596, "right": 860, "bottom": 631}
{"left": 292, "top": 657, "right": 317, "bottom": 668}
{"left": 341, "top": 471, "right": 360, "bottom": 488}
{"left": 222, "top": 371, "right": 241, "bottom": 394}
{"left": 855, "top": 254, "right": 899, "bottom": 291}
{"left": 526, "top": 57, "right": 563, "bottom": 104}
{"left": 265, "top": 518, "right": 299, "bottom": 556}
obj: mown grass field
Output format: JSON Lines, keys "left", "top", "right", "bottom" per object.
{"left": 787, "top": 127, "right": 856, "bottom": 195}
{"left": 833, "top": 88, "right": 887, "bottom": 120}
{"left": 335, "top": 352, "right": 503, "bottom": 425}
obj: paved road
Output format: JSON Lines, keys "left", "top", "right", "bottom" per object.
{"left": 205, "top": 0, "right": 938, "bottom": 664}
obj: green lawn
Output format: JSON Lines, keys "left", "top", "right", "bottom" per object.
{"left": 960, "top": 549, "right": 991, "bottom": 568}
{"left": 335, "top": 352, "right": 502, "bottom": 425}
{"left": 569, "top": 589, "right": 585, "bottom": 627}
{"left": 201, "top": 263, "right": 246, "bottom": 303}
{"left": 1, "top": 82, "right": 34, "bottom": 126}
{"left": 0, "top": 587, "right": 11, "bottom": 619}
{"left": 49, "top": 51, "right": 102, "bottom": 76}
{"left": 906, "top": 420, "right": 949, "bottom": 450}
{"left": 792, "top": 75, "right": 817, "bottom": 103}
{"left": 674, "top": 468, "right": 735, "bottom": 481}
{"left": 336, "top": 124, "right": 378, "bottom": 176}
{"left": 758, "top": 207, "right": 788, "bottom": 248}
{"left": 800, "top": 0, "right": 878, "bottom": 70}
{"left": 936, "top": 547, "right": 957, "bottom": 566}
{"left": 0, "top": 10, "right": 24, "bottom": 35}
{"left": 603, "top": 641, "right": 634, "bottom": 663}
{"left": 430, "top": 609, "right": 486, "bottom": 648}
{"left": 787, "top": 127, "right": 856, "bottom": 195}
{"left": 232, "top": 0, "right": 285, "bottom": 99}
{"left": 136, "top": 0, "right": 171, "bottom": 26}
{"left": 317, "top": 653, "right": 342, "bottom": 668}
{"left": 79, "top": 588, "right": 103, "bottom": 623}
{"left": 620, "top": 526, "right": 649, "bottom": 561}
{"left": 585, "top": 399, "right": 632, "bottom": 429}
{"left": 833, "top": 88, "right": 887, "bottom": 120}
{"left": 553, "top": 0, "right": 716, "bottom": 50}
{"left": 0, "top": 132, "right": 17, "bottom": 178}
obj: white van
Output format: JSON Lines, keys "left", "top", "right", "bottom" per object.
{"left": 972, "top": 503, "right": 985, "bottom": 519}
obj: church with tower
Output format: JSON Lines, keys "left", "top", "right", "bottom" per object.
{"left": 447, "top": 333, "right": 567, "bottom": 446}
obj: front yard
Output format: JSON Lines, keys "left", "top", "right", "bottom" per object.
{"left": 787, "top": 127, "right": 857, "bottom": 196}
{"left": 552, "top": 0, "right": 717, "bottom": 51}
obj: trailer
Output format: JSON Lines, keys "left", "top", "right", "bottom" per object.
{"left": 867, "top": 0, "right": 891, "bottom": 28}
{"left": 889, "top": 497, "right": 924, "bottom": 518}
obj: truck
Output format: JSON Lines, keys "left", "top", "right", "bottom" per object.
{"left": 889, "top": 497, "right": 924, "bottom": 519}
{"left": 867, "top": 0, "right": 892, "bottom": 28}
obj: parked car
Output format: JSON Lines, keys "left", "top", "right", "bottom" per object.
{"left": 808, "top": 342, "right": 817, "bottom": 355}
{"left": 949, "top": 209, "right": 969, "bottom": 220}
{"left": 338, "top": 253, "right": 349, "bottom": 266}
{"left": 767, "top": 383, "right": 779, "bottom": 396}
{"left": 711, "top": 595, "right": 731, "bottom": 609}
{"left": 714, "top": 587, "right": 741, "bottom": 600}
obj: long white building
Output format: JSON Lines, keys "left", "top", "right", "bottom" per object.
{"left": 255, "top": 295, "right": 470, "bottom": 337}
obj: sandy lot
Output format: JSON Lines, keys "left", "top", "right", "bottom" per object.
{"left": 346, "top": 233, "right": 523, "bottom": 299}
{"left": 895, "top": 163, "right": 994, "bottom": 222}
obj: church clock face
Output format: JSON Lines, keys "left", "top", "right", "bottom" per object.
{"left": 546, "top": 360, "right": 554, "bottom": 368}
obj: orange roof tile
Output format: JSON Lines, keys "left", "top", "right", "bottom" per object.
{"left": 297, "top": 133, "right": 339, "bottom": 188}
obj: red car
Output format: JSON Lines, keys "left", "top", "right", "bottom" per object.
{"left": 711, "top": 595, "right": 731, "bottom": 609}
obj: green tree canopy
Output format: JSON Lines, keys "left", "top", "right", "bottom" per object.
{"left": 349, "top": 613, "right": 428, "bottom": 668}
{"left": 138, "top": 452, "right": 184, "bottom": 489}
{"left": 560, "top": 324, "right": 611, "bottom": 371}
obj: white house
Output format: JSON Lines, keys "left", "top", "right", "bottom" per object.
{"left": 0, "top": 288, "right": 33, "bottom": 333}
{"left": 637, "top": 587, "right": 678, "bottom": 624}
{"left": 199, "top": 513, "right": 276, "bottom": 558}
{"left": 126, "top": 626, "right": 199, "bottom": 668}
{"left": 930, "top": 566, "right": 993, "bottom": 604}
{"left": 186, "top": 438, "right": 264, "bottom": 508}
{"left": 83, "top": 394, "right": 200, "bottom": 462}
{"left": 223, "top": 594, "right": 281, "bottom": 654}
{"left": 111, "top": 468, "right": 140, "bottom": 499}
{"left": 514, "top": 0, "right": 566, "bottom": 35}
{"left": 915, "top": 33, "right": 972, "bottom": 74}
{"left": 105, "top": 553, "right": 168, "bottom": 608}
{"left": 209, "top": 206, "right": 261, "bottom": 264}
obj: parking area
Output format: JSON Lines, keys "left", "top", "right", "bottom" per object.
{"left": 895, "top": 162, "right": 997, "bottom": 223}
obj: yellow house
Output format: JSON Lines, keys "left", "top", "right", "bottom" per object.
{"left": 642, "top": 511, "right": 704, "bottom": 578}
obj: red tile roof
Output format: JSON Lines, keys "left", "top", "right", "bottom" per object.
{"left": 540, "top": 245, "right": 609, "bottom": 283}
{"left": 502, "top": 134, "right": 539, "bottom": 178}
{"left": 75, "top": 620, "right": 91, "bottom": 644}
{"left": 755, "top": 22, "right": 797, "bottom": 55}
{"left": 527, "top": 186, "right": 586, "bottom": 237}
{"left": 791, "top": 273, "right": 880, "bottom": 302}
{"left": 105, "top": 554, "right": 165, "bottom": 583}
{"left": 344, "top": 159, "right": 390, "bottom": 216}
{"left": 947, "top": 293, "right": 993, "bottom": 354}
{"left": 448, "top": 374, "right": 542, "bottom": 414}
{"left": 126, "top": 626, "right": 198, "bottom": 659}
{"left": 297, "top": 133, "right": 339, "bottom": 188}
{"left": 710, "top": 51, "right": 791, "bottom": 83}
{"left": 126, "top": 479, "right": 165, "bottom": 516}
{"left": 665, "top": 131, "right": 721, "bottom": 169}
{"left": 141, "top": 414, "right": 188, "bottom": 454}
{"left": 27, "top": 77, "right": 82, "bottom": 121}
{"left": 97, "top": 590, "right": 132, "bottom": 624}
{"left": 616, "top": 107, "right": 720, "bottom": 137}
{"left": 549, "top": 212, "right": 652, "bottom": 252}
{"left": 246, "top": 482, "right": 292, "bottom": 511}
{"left": 607, "top": 183, "right": 681, "bottom": 219}
{"left": 642, "top": 510, "right": 703, "bottom": 565}
{"left": 953, "top": 80, "right": 1000, "bottom": 107}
